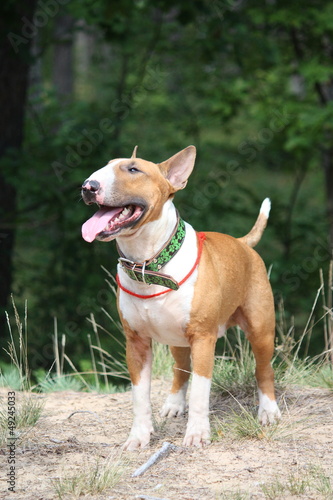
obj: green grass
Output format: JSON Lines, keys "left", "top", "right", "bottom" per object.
{"left": 37, "top": 374, "right": 84, "bottom": 393}
{"left": 218, "top": 465, "right": 332, "bottom": 499}
{"left": 3, "top": 297, "right": 130, "bottom": 394}
{"left": 260, "top": 466, "right": 333, "bottom": 499}
{"left": 4, "top": 297, "right": 30, "bottom": 391}
{"left": 219, "top": 490, "right": 250, "bottom": 500}
{"left": 0, "top": 394, "right": 44, "bottom": 447}
{"left": 52, "top": 453, "right": 128, "bottom": 499}
{"left": 212, "top": 328, "right": 326, "bottom": 402}
{"left": 309, "top": 465, "right": 333, "bottom": 498}
{"left": 211, "top": 396, "right": 301, "bottom": 442}
{"left": 152, "top": 341, "right": 174, "bottom": 380}
{"left": 311, "top": 364, "right": 333, "bottom": 389}
{"left": 0, "top": 364, "right": 26, "bottom": 390}
{"left": 213, "top": 333, "right": 257, "bottom": 398}
{"left": 212, "top": 407, "right": 278, "bottom": 441}
{"left": 15, "top": 395, "right": 44, "bottom": 428}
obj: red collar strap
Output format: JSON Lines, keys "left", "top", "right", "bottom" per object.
{"left": 116, "top": 232, "right": 206, "bottom": 300}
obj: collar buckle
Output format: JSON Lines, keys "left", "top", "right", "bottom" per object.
{"left": 118, "top": 257, "right": 150, "bottom": 285}
{"left": 117, "top": 212, "right": 185, "bottom": 290}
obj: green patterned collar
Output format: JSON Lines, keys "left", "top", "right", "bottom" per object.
{"left": 117, "top": 213, "right": 186, "bottom": 290}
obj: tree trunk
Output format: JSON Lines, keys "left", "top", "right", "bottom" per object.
{"left": 75, "top": 21, "right": 96, "bottom": 99}
{"left": 0, "top": 1, "right": 36, "bottom": 333}
{"left": 53, "top": 14, "right": 75, "bottom": 99}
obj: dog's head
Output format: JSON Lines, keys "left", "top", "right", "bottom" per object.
{"left": 81, "top": 145, "right": 196, "bottom": 242}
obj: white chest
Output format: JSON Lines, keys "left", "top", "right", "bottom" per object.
{"left": 119, "top": 279, "right": 196, "bottom": 347}
{"left": 118, "top": 222, "right": 198, "bottom": 347}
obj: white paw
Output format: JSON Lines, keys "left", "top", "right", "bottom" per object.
{"left": 123, "top": 421, "right": 154, "bottom": 451}
{"left": 183, "top": 418, "right": 211, "bottom": 447}
{"left": 259, "top": 405, "right": 281, "bottom": 425}
{"left": 258, "top": 392, "right": 281, "bottom": 425}
{"left": 161, "top": 392, "right": 186, "bottom": 418}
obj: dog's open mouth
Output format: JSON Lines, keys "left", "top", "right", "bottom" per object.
{"left": 82, "top": 204, "right": 144, "bottom": 242}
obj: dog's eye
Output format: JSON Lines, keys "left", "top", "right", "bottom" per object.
{"left": 128, "top": 167, "right": 141, "bottom": 173}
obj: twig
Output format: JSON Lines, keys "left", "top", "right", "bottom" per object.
{"left": 132, "top": 442, "right": 177, "bottom": 478}
{"left": 67, "top": 410, "right": 104, "bottom": 425}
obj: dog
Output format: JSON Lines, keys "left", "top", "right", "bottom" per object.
{"left": 81, "top": 145, "right": 281, "bottom": 450}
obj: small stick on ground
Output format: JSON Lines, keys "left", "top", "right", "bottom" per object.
{"left": 67, "top": 410, "right": 104, "bottom": 425}
{"left": 132, "top": 441, "right": 177, "bottom": 478}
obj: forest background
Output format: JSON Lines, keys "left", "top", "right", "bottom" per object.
{"left": 1, "top": 0, "right": 333, "bottom": 382}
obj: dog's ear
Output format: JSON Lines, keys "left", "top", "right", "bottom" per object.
{"left": 159, "top": 146, "right": 196, "bottom": 191}
{"left": 131, "top": 145, "right": 138, "bottom": 158}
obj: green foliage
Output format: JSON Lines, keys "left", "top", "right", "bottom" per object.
{"left": 36, "top": 373, "right": 84, "bottom": 393}
{"left": 0, "top": 364, "right": 25, "bottom": 391}
{"left": 2, "top": 0, "right": 333, "bottom": 371}
{"left": 312, "top": 364, "right": 333, "bottom": 390}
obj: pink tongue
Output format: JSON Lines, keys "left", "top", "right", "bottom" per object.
{"left": 82, "top": 207, "right": 122, "bottom": 242}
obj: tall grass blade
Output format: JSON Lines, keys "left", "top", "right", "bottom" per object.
{"left": 293, "top": 285, "right": 322, "bottom": 362}
{"left": 88, "top": 333, "right": 99, "bottom": 390}
{"left": 90, "top": 313, "right": 109, "bottom": 390}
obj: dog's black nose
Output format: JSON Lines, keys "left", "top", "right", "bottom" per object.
{"left": 82, "top": 179, "right": 100, "bottom": 192}
{"left": 82, "top": 179, "right": 101, "bottom": 205}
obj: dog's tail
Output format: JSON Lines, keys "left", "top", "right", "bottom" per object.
{"left": 238, "top": 198, "right": 271, "bottom": 248}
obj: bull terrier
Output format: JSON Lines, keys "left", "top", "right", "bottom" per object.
{"left": 81, "top": 145, "right": 281, "bottom": 450}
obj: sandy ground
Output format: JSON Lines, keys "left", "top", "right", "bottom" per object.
{"left": 1, "top": 381, "right": 332, "bottom": 499}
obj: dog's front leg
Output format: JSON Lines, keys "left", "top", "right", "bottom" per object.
{"left": 183, "top": 334, "right": 216, "bottom": 447}
{"left": 123, "top": 327, "right": 154, "bottom": 451}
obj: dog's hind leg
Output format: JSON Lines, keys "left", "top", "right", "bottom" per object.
{"left": 240, "top": 281, "right": 281, "bottom": 425}
{"left": 248, "top": 326, "right": 281, "bottom": 425}
{"left": 161, "top": 346, "right": 191, "bottom": 418}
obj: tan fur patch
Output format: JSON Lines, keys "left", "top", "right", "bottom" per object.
{"left": 118, "top": 305, "right": 152, "bottom": 386}
{"left": 103, "top": 159, "right": 171, "bottom": 229}
{"left": 169, "top": 346, "right": 191, "bottom": 393}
